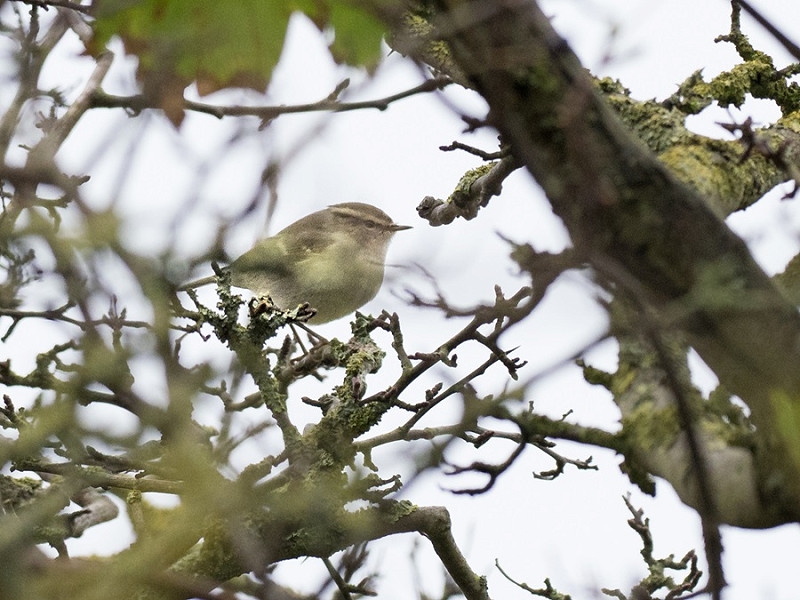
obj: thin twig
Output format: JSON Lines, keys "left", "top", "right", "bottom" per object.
{"left": 16, "top": 0, "right": 91, "bottom": 15}
{"left": 90, "top": 76, "right": 453, "bottom": 120}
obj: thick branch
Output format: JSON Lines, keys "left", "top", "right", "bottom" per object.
{"left": 172, "top": 504, "right": 490, "bottom": 600}
{"left": 417, "top": 0, "right": 800, "bottom": 522}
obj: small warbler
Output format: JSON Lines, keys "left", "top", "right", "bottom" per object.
{"left": 182, "top": 202, "right": 411, "bottom": 323}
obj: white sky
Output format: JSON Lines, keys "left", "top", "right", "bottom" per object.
{"left": 3, "top": 1, "right": 800, "bottom": 599}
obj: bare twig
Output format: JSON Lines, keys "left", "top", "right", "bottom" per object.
{"left": 734, "top": 0, "right": 800, "bottom": 61}
{"left": 15, "top": 0, "right": 91, "bottom": 15}
{"left": 89, "top": 76, "right": 453, "bottom": 120}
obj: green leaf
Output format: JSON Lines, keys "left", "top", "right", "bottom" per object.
{"left": 90, "top": 1, "right": 387, "bottom": 124}
{"left": 327, "top": 3, "right": 385, "bottom": 70}
{"left": 92, "top": 0, "right": 293, "bottom": 123}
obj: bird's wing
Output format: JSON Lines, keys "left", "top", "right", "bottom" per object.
{"left": 277, "top": 221, "right": 331, "bottom": 257}
{"left": 233, "top": 226, "right": 329, "bottom": 272}
{"left": 229, "top": 236, "right": 292, "bottom": 276}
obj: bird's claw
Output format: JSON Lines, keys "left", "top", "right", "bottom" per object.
{"left": 248, "top": 295, "right": 278, "bottom": 318}
{"left": 288, "top": 302, "right": 317, "bottom": 323}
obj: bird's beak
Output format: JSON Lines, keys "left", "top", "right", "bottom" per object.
{"left": 390, "top": 223, "right": 413, "bottom": 232}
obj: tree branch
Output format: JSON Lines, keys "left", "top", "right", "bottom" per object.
{"left": 417, "top": 0, "right": 800, "bottom": 522}
{"left": 89, "top": 76, "right": 452, "bottom": 121}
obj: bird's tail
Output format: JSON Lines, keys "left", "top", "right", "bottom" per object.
{"left": 178, "top": 275, "right": 216, "bottom": 291}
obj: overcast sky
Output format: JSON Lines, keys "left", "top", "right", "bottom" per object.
{"left": 5, "top": 1, "right": 800, "bottom": 598}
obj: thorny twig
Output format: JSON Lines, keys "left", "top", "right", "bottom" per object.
{"left": 445, "top": 440, "right": 527, "bottom": 495}
{"left": 601, "top": 496, "right": 702, "bottom": 600}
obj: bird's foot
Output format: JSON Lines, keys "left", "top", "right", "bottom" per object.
{"left": 248, "top": 295, "right": 278, "bottom": 318}
{"left": 287, "top": 302, "right": 317, "bottom": 323}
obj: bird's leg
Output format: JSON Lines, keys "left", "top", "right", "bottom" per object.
{"left": 248, "top": 298, "right": 329, "bottom": 351}
{"left": 293, "top": 320, "right": 328, "bottom": 345}
{"left": 288, "top": 323, "right": 309, "bottom": 354}
{"left": 287, "top": 303, "right": 329, "bottom": 346}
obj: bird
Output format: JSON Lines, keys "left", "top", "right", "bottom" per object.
{"left": 181, "top": 202, "right": 411, "bottom": 323}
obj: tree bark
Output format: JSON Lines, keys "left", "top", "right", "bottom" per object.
{"left": 417, "top": 0, "right": 800, "bottom": 524}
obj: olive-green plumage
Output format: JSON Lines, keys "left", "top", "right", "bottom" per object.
{"left": 182, "top": 203, "right": 410, "bottom": 323}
